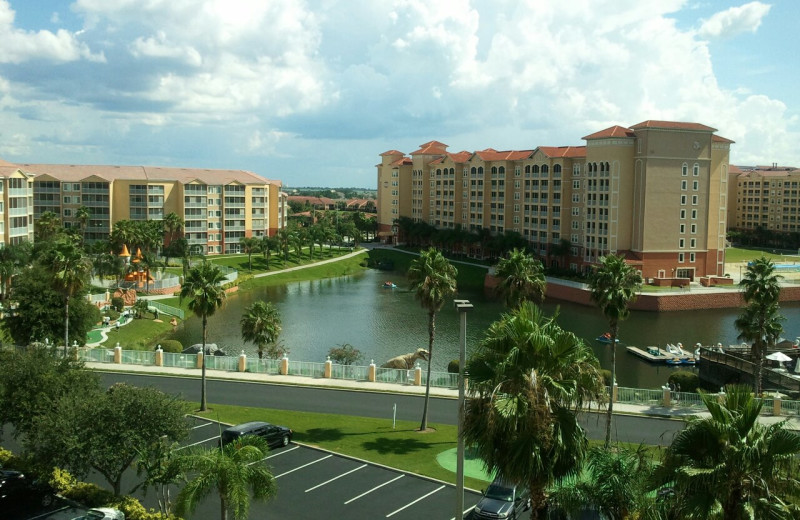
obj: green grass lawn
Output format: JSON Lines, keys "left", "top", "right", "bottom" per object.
{"left": 100, "top": 317, "right": 178, "bottom": 349}
{"left": 366, "top": 249, "right": 488, "bottom": 292}
{"left": 724, "top": 246, "right": 800, "bottom": 264}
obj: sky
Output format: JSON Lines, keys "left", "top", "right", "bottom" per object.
{"left": 0, "top": 1, "right": 797, "bottom": 189}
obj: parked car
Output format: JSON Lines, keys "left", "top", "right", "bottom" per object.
{"left": 0, "top": 469, "right": 56, "bottom": 511}
{"left": 472, "top": 476, "right": 530, "bottom": 519}
{"left": 220, "top": 421, "right": 293, "bottom": 448}
{"left": 72, "top": 507, "right": 125, "bottom": 520}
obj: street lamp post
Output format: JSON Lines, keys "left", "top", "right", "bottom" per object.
{"left": 454, "top": 299, "right": 473, "bottom": 520}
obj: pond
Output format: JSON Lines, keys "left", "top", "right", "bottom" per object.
{"left": 168, "top": 268, "right": 800, "bottom": 389}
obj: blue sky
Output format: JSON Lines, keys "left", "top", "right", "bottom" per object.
{"left": 0, "top": 1, "right": 797, "bottom": 188}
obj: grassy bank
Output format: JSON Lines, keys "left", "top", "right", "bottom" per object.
{"left": 366, "top": 249, "right": 488, "bottom": 292}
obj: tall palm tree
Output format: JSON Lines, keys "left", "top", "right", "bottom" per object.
{"left": 495, "top": 248, "right": 546, "bottom": 308}
{"left": 588, "top": 254, "right": 642, "bottom": 448}
{"left": 162, "top": 212, "right": 184, "bottom": 267}
{"left": 180, "top": 261, "right": 227, "bottom": 411}
{"left": 260, "top": 235, "right": 277, "bottom": 269}
{"left": 49, "top": 238, "right": 93, "bottom": 356}
{"left": 406, "top": 247, "right": 457, "bottom": 431}
{"left": 736, "top": 257, "right": 784, "bottom": 395}
{"left": 75, "top": 205, "right": 91, "bottom": 248}
{"left": 654, "top": 385, "right": 800, "bottom": 519}
{"left": 35, "top": 211, "right": 61, "bottom": 242}
{"left": 174, "top": 435, "right": 277, "bottom": 520}
{"left": 463, "top": 302, "right": 603, "bottom": 518}
{"left": 238, "top": 236, "right": 260, "bottom": 272}
{"left": 240, "top": 301, "right": 282, "bottom": 360}
{"left": 276, "top": 229, "right": 291, "bottom": 262}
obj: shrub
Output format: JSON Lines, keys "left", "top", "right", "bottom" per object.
{"left": 328, "top": 343, "right": 362, "bottom": 365}
{"left": 111, "top": 297, "right": 124, "bottom": 312}
{"left": 0, "top": 447, "right": 16, "bottom": 468}
{"left": 668, "top": 370, "right": 700, "bottom": 393}
{"left": 63, "top": 481, "right": 115, "bottom": 507}
{"left": 600, "top": 369, "right": 613, "bottom": 386}
{"left": 447, "top": 359, "right": 460, "bottom": 373}
{"left": 48, "top": 467, "right": 77, "bottom": 494}
{"left": 158, "top": 340, "right": 183, "bottom": 353}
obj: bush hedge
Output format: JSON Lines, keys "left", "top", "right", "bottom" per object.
{"left": 157, "top": 339, "right": 183, "bottom": 353}
{"left": 668, "top": 370, "right": 700, "bottom": 393}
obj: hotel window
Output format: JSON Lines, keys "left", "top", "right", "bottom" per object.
{"left": 682, "top": 163, "right": 688, "bottom": 176}
{"left": 690, "top": 253, "right": 696, "bottom": 262}
{"left": 690, "top": 238, "right": 696, "bottom": 248}
{"left": 693, "top": 164, "right": 699, "bottom": 176}
{"left": 679, "top": 253, "right": 685, "bottom": 263}
{"left": 691, "top": 224, "right": 697, "bottom": 233}
{"left": 680, "top": 224, "right": 685, "bottom": 233}
{"left": 681, "top": 180, "right": 687, "bottom": 190}
{"left": 679, "top": 238, "right": 685, "bottom": 248}
{"left": 691, "top": 209, "right": 697, "bottom": 219}
{"left": 692, "top": 195, "right": 698, "bottom": 205}
{"left": 681, "top": 195, "right": 687, "bottom": 205}
{"left": 693, "top": 181, "right": 699, "bottom": 191}
{"left": 573, "top": 180, "right": 580, "bottom": 189}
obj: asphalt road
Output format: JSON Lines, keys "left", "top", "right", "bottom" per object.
{"left": 99, "top": 372, "right": 688, "bottom": 446}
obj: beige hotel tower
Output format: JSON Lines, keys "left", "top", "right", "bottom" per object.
{"left": 377, "top": 120, "right": 733, "bottom": 280}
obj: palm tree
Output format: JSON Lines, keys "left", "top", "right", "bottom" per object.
{"left": 75, "top": 205, "right": 91, "bottom": 247}
{"left": 35, "top": 211, "right": 61, "bottom": 242}
{"left": 463, "top": 302, "right": 603, "bottom": 518}
{"left": 276, "top": 229, "right": 291, "bottom": 262}
{"left": 406, "top": 247, "right": 457, "bottom": 431}
{"left": 162, "top": 212, "right": 184, "bottom": 267}
{"left": 494, "top": 248, "right": 546, "bottom": 308}
{"left": 240, "top": 301, "right": 282, "bottom": 360}
{"left": 49, "top": 238, "right": 93, "bottom": 355}
{"left": 588, "top": 254, "right": 642, "bottom": 448}
{"left": 654, "top": 385, "right": 800, "bottom": 519}
{"left": 174, "top": 435, "right": 277, "bottom": 520}
{"left": 180, "top": 261, "right": 227, "bottom": 411}
{"left": 260, "top": 235, "right": 277, "bottom": 269}
{"left": 736, "top": 257, "right": 784, "bottom": 395}
{"left": 239, "top": 236, "right": 260, "bottom": 272}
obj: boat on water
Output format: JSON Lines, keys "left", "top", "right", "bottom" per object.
{"left": 382, "top": 281, "right": 397, "bottom": 289}
{"left": 664, "top": 343, "right": 699, "bottom": 365}
{"left": 596, "top": 332, "right": 620, "bottom": 344}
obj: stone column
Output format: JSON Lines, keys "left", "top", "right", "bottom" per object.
{"left": 774, "top": 396, "right": 782, "bottom": 416}
{"left": 368, "top": 360, "right": 376, "bottom": 382}
{"left": 196, "top": 352, "right": 204, "bottom": 369}
{"left": 155, "top": 347, "right": 163, "bottom": 367}
{"left": 114, "top": 345, "right": 122, "bottom": 364}
{"left": 413, "top": 364, "right": 422, "bottom": 386}
{"left": 612, "top": 382, "right": 618, "bottom": 403}
{"left": 662, "top": 385, "right": 671, "bottom": 407}
{"left": 238, "top": 351, "right": 247, "bottom": 372}
{"left": 324, "top": 357, "right": 332, "bottom": 378}
{"left": 280, "top": 355, "right": 289, "bottom": 376}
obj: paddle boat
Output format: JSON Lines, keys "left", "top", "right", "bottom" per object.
{"left": 382, "top": 281, "right": 397, "bottom": 289}
{"left": 596, "top": 332, "right": 620, "bottom": 344}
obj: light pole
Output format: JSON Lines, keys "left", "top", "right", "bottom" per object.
{"left": 454, "top": 299, "right": 473, "bottom": 520}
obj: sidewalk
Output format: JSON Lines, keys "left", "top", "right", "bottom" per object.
{"left": 85, "top": 361, "right": 800, "bottom": 430}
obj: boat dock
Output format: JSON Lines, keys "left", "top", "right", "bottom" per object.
{"left": 626, "top": 346, "right": 677, "bottom": 364}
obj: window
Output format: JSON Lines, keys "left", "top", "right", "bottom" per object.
{"left": 693, "top": 181, "right": 699, "bottom": 191}
{"left": 573, "top": 180, "right": 580, "bottom": 189}
{"left": 690, "top": 238, "right": 696, "bottom": 248}
{"left": 680, "top": 224, "right": 685, "bottom": 233}
{"left": 572, "top": 194, "right": 580, "bottom": 203}
{"left": 691, "top": 224, "right": 697, "bottom": 234}
{"left": 679, "top": 238, "right": 685, "bottom": 248}
{"left": 691, "top": 209, "right": 697, "bottom": 219}
{"left": 690, "top": 253, "right": 696, "bottom": 262}
{"left": 693, "top": 164, "right": 699, "bottom": 176}
{"left": 692, "top": 195, "right": 698, "bottom": 205}
{"left": 679, "top": 253, "right": 685, "bottom": 263}
{"left": 572, "top": 207, "right": 580, "bottom": 216}
{"left": 681, "top": 195, "right": 687, "bottom": 205}
{"left": 681, "top": 180, "right": 687, "bottom": 190}
{"left": 682, "top": 163, "right": 688, "bottom": 176}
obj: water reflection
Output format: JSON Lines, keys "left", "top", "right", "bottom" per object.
{"left": 169, "top": 269, "right": 800, "bottom": 388}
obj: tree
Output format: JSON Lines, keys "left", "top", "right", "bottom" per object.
{"left": 4, "top": 263, "right": 101, "bottom": 347}
{"left": 0, "top": 241, "right": 31, "bottom": 298}
{"left": 75, "top": 205, "right": 91, "bottom": 247}
{"left": 239, "top": 236, "right": 260, "bottom": 272}
{"left": 259, "top": 235, "right": 278, "bottom": 269}
{"left": 162, "top": 212, "right": 185, "bottom": 267}
{"left": 240, "top": 301, "right": 282, "bottom": 360}
{"left": 735, "top": 257, "right": 784, "bottom": 395}
{"left": 48, "top": 239, "right": 93, "bottom": 354}
{"left": 588, "top": 254, "right": 642, "bottom": 448}
{"left": 406, "top": 247, "right": 457, "bottom": 431}
{"left": 174, "top": 435, "right": 277, "bottom": 520}
{"left": 463, "top": 302, "right": 603, "bottom": 518}
{"left": 0, "top": 345, "right": 98, "bottom": 439}
{"left": 654, "top": 385, "right": 800, "bottom": 519}
{"left": 328, "top": 343, "right": 362, "bottom": 365}
{"left": 180, "top": 261, "right": 227, "bottom": 411}
{"left": 35, "top": 211, "right": 61, "bottom": 242}
{"left": 494, "top": 248, "right": 546, "bottom": 308}
{"left": 26, "top": 383, "right": 189, "bottom": 497}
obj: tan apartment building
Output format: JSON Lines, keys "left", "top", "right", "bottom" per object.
{"left": 0, "top": 159, "right": 35, "bottom": 247}
{"left": 377, "top": 120, "right": 733, "bottom": 280}
{"left": 728, "top": 164, "right": 800, "bottom": 234}
{"left": 2, "top": 160, "right": 284, "bottom": 254}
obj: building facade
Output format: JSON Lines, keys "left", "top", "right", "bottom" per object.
{"left": 0, "top": 160, "right": 284, "bottom": 254}
{"left": 0, "top": 159, "right": 35, "bottom": 247}
{"left": 377, "top": 120, "right": 734, "bottom": 280}
{"left": 728, "top": 164, "right": 800, "bottom": 234}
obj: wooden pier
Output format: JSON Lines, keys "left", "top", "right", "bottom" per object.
{"left": 626, "top": 346, "right": 677, "bottom": 364}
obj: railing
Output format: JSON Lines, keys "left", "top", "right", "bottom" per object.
{"left": 163, "top": 352, "right": 198, "bottom": 369}
{"left": 147, "top": 301, "right": 184, "bottom": 319}
{"left": 121, "top": 350, "right": 155, "bottom": 365}
{"left": 617, "top": 387, "right": 662, "bottom": 406}
{"left": 246, "top": 358, "right": 281, "bottom": 375}
{"left": 289, "top": 360, "right": 326, "bottom": 378}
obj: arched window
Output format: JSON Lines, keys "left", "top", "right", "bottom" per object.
{"left": 499, "top": 166, "right": 505, "bottom": 174}
{"left": 436, "top": 169, "right": 441, "bottom": 175}
{"left": 532, "top": 165, "right": 539, "bottom": 173}
{"left": 682, "top": 163, "right": 688, "bottom": 176}
{"left": 471, "top": 167, "right": 477, "bottom": 175}
{"left": 478, "top": 167, "right": 484, "bottom": 175}
{"left": 541, "top": 165, "right": 549, "bottom": 173}
{"left": 693, "top": 163, "right": 699, "bottom": 176}
{"left": 553, "top": 164, "right": 562, "bottom": 173}
{"left": 491, "top": 166, "right": 497, "bottom": 174}
{"left": 525, "top": 165, "right": 530, "bottom": 173}
{"left": 600, "top": 163, "right": 605, "bottom": 172}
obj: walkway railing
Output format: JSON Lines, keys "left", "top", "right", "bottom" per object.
{"left": 147, "top": 301, "right": 185, "bottom": 319}
{"left": 74, "top": 347, "right": 800, "bottom": 417}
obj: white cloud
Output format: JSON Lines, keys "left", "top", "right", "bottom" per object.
{"left": 698, "top": 1, "right": 771, "bottom": 38}
{"left": 0, "top": 0, "right": 104, "bottom": 63}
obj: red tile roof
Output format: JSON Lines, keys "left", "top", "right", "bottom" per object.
{"left": 630, "top": 120, "right": 717, "bottom": 132}
{"left": 380, "top": 150, "right": 405, "bottom": 156}
{"left": 287, "top": 195, "right": 337, "bottom": 206}
{"left": 390, "top": 157, "right": 412, "bottom": 167}
{"left": 473, "top": 149, "right": 533, "bottom": 161}
{"left": 712, "top": 135, "right": 735, "bottom": 144}
{"left": 20, "top": 163, "right": 276, "bottom": 185}
{"left": 537, "top": 146, "right": 586, "bottom": 158}
{"left": 411, "top": 141, "right": 448, "bottom": 155}
{"left": 729, "top": 165, "right": 743, "bottom": 174}
{"left": 582, "top": 125, "right": 635, "bottom": 140}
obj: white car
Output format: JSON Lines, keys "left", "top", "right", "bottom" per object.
{"left": 73, "top": 508, "right": 125, "bottom": 520}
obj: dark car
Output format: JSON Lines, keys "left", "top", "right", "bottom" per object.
{"left": 471, "top": 477, "right": 530, "bottom": 519}
{"left": 0, "top": 469, "right": 56, "bottom": 511}
{"left": 220, "top": 421, "right": 293, "bottom": 448}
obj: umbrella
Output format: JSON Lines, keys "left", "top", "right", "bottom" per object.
{"left": 766, "top": 352, "right": 792, "bottom": 363}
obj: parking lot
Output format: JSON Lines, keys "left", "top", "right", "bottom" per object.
{"left": 182, "top": 417, "right": 482, "bottom": 519}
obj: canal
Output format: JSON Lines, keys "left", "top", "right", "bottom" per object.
{"left": 168, "top": 268, "right": 800, "bottom": 389}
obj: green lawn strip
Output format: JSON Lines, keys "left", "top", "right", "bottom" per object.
{"left": 238, "top": 253, "right": 368, "bottom": 290}
{"left": 724, "top": 247, "right": 800, "bottom": 264}
{"left": 366, "top": 249, "right": 487, "bottom": 292}
{"left": 100, "top": 317, "right": 176, "bottom": 349}
{"left": 208, "top": 247, "right": 352, "bottom": 275}
{"left": 195, "top": 402, "right": 490, "bottom": 490}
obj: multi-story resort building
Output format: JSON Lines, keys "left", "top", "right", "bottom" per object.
{"left": 0, "top": 158, "right": 35, "bottom": 246}
{"left": 728, "top": 164, "right": 800, "bottom": 234}
{"left": 0, "top": 158, "right": 287, "bottom": 255}
{"left": 377, "top": 120, "right": 734, "bottom": 280}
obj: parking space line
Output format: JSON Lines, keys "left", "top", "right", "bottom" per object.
{"left": 451, "top": 507, "right": 474, "bottom": 520}
{"left": 305, "top": 464, "right": 367, "bottom": 493}
{"left": 248, "top": 445, "right": 300, "bottom": 466}
{"left": 275, "top": 454, "right": 333, "bottom": 478}
{"left": 192, "top": 422, "right": 213, "bottom": 430}
{"left": 344, "top": 474, "right": 405, "bottom": 504}
{"left": 175, "top": 435, "right": 219, "bottom": 450}
{"left": 385, "top": 485, "right": 445, "bottom": 517}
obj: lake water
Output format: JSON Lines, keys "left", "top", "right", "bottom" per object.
{"left": 168, "top": 268, "right": 800, "bottom": 389}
